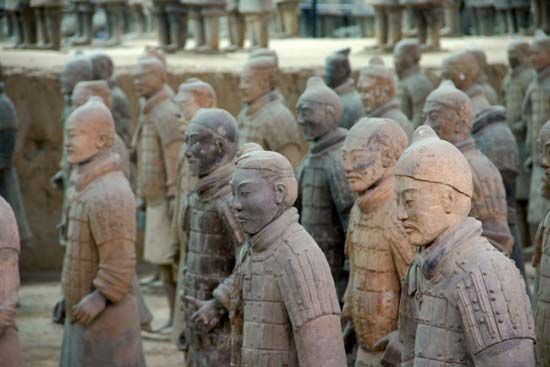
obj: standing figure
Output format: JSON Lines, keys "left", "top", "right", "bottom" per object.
{"left": 180, "top": 108, "right": 244, "bottom": 367}
{"left": 533, "top": 121, "right": 550, "bottom": 366}
{"left": 441, "top": 0, "right": 461, "bottom": 36}
{"left": 0, "top": 80, "right": 31, "bottom": 244}
{"left": 324, "top": 48, "right": 365, "bottom": 129}
{"left": 364, "top": 0, "right": 402, "bottom": 50}
{"left": 424, "top": 81, "right": 514, "bottom": 255}
{"left": 171, "top": 78, "right": 216, "bottom": 348}
{"left": 0, "top": 197, "right": 23, "bottom": 367}
{"left": 274, "top": 0, "right": 298, "bottom": 37}
{"left": 396, "top": 126, "right": 535, "bottom": 366}
{"left": 229, "top": 148, "right": 347, "bottom": 367}
{"left": 5, "top": 0, "right": 37, "bottom": 48}
{"left": 524, "top": 33, "right": 550, "bottom": 242}
{"left": 342, "top": 118, "right": 414, "bottom": 367}
{"left": 225, "top": 0, "right": 245, "bottom": 51}
{"left": 155, "top": 0, "right": 187, "bottom": 53}
{"left": 393, "top": 39, "right": 433, "bottom": 129}
{"left": 70, "top": 0, "right": 94, "bottom": 45}
{"left": 92, "top": 0, "right": 125, "bottom": 46}
{"left": 59, "top": 99, "right": 145, "bottom": 367}
{"left": 128, "top": 0, "right": 149, "bottom": 34}
{"left": 90, "top": 53, "right": 132, "bottom": 148}
{"left": 469, "top": 47, "right": 498, "bottom": 105}
{"left": 399, "top": 0, "right": 443, "bottom": 50}
{"left": 181, "top": 0, "right": 223, "bottom": 52}
{"left": 133, "top": 56, "right": 184, "bottom": 332}
{"left": 465, "top": 0, "right": 495, "bottom": 35}
{"left": 494, "top": 0, "right": 529, "bottom": 34}
{"left": 532, "top": 0, "right": 549, "bottom": 34}
{"left": 237, "top": 56, "right": 305, "bottom": 168}
{"left": 358, "top": 59, "right": 413, "bottom": 140}
{"left": 30, "top": 0, "right": 63, "bottom": 50}
{"left": 295, "top": 77, "right": 355, "bottom": 299}
{"left": 238, "top": 0, "right": 272, "bottom": 48}
{"left": 503, "top": 40, "right": 536, "bottom": 247}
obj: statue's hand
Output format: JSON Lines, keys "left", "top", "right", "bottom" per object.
{"left": 184, "top": 296, "right": 225, "bottom": 333}
{"left": 375, "top": 331, "right": 401, "bottom": 367}
{"left": 50, "top": 170, "right": 64, "bottom": 191}
{"left": 72, "top": 291, "right": 107, "bottom": 326}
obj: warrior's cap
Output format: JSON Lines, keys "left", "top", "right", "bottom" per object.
{"left": 298, "top": 76, "right": 342, "bottom": 111}
{"left": 395, "top": 126, "right": 473, "bottom": 197}
{"left": 425, "top": 80, "right": 474, "bottom": 127}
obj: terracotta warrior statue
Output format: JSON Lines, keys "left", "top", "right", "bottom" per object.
{"left": 70, "top": 0, "right": 94, "bottom": 45}
{"left": 502, "top": 40, "right": 536, "bottom": 248}
{"left": 90, "top": 52, "right": 132, "bottom": 148}
{"left": 181, "top": 0, "right": 224, "bottom": 52}
{"left": 399, "top": 0, "right": 443, "bottom": 50}
{"left": 228, "top": 148, "right": 347, "bottom": 367}
{"left": 424, "top": 80, "right": 513, "bottom": 255}
{"left": 0, "top": 197, "right": 23, "bottom": 367}
{"left": 465, "top": 0, "right": 495, "bottom": 36}
{"left": 393, "top": 39, "right": 433, "bottom": 129}
{"left": 237, "top": 56, "right": 305, "bottom": 168}
{"left": 0, "top": 79, "right": 31, "bottom": 245}
{"left": 324, "top": 48, "right": 365, "bottom": 129}
{"left": 59, "top": 99, "right": 145, "bottom": 367}
{"left": 342, "top": 117, "right": 414, "bottom": 367}
{"left": 295, "top": 77, "right": 355, "bottom": 299}
{"left": 532, "top": 120, "right": 550, "bottom": 366}
{"left": 396, "top": 125, "right": 535, "bottom": 366}
{"left": 91, "top": 0, "right": 126, "bottom": 46}
{"left": 133, "top": 56, "right": 184, "bottom": 331}
{"left": 171, "top": 78, "right": 216, "bottom": 348}
{"left": 179, "top": 108, "right": 244, "bottom": 366}
{"left": 30, "top": 0, "right": 62, "bottom": 50}
{"left": 532, "top": 0, "right": 549, "bottom": 34}
{"left": 358, "top": 58, "right": 414, "bottom": 140}
{"left": 364, "top": 0, "right": 403, "bottom": 50}
{"left": 494, "top": 0, "right": 529, "bottom": 34}
{"left": 5, "top": 0, "right": 37, "bottom": 48}
{"left": 226, "top": 0, "right": 245, "bottom": 51}
{"left": 151, "top": 0, "right": 188, "bottom": 52}
{"left": 469, "top": 47, "right": 498, "bottom": 105}
{"left": 442, "top": 50, "right": 491, "bottom": 115}
{"left": 239, "top": 0, "right": 273, "bottom": 48}
{"left": 274, "top": 0, "right": 299, "bottom": 37}
{"left": 524, "top": 32, "right": 550, "bottom": 242}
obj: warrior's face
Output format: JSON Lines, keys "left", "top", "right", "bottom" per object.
{"left": 132, "top": 63, "right": 163, "bottom": 99}
{"left": 239, "top": 67, "right": 268, "bottom": 104}
{"left": 176, "top": 90, "right": 201, "bottom": 122}
{"left": 342, "top": 137, "right": 386, "bottom": 194}
{"left": 184, "top": 123, "right": 222, "bottom": 177}
{"left": 395, "top": 177, "right": 453, "bottom": 246}
{"left": 231, "top": 168, "right": 282, "bottom": 235}
{"left": 296, "top": 99, "right": 333, "bottom": 141}
{"left": 357, "top": 73, "right": 388, "bottom": 113}
{"left": 423, "top": 102, "right": 460, "bottom": 145}
{"left": 65, "top": 118, "right": 101, "bottom": 165}
{"left": 538, "top": 124, "right": 550, "bottom": 183}
{"left": 530, "top": 43, "right": 550, "bottom": 73}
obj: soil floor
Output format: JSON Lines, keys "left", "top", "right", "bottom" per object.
{"left": 19, "top": 276, "right": 183, "bottom": 367}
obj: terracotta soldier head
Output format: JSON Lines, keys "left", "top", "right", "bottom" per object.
{"left": 423, "top": 80, "right": 474, "bottom": 145}
{"left": 133, "top": 57, "right": 167, "bottom": 99}
{"left": 393, "top": 39, "right": 421, "bottom": 78}
{"left": 249, "top": 48, "right": 279, "bottom": 69}
{"left": 342, "top": 117, "right": 408, "bottom": 194}
{"left": 239, "top": 56, "right": 277, "bottom": 104}
{"left": 231, "top": 149, "right": 297, "bottom": 235}
{"left": 175, "top": 78, "right": 217, "bottom": 122}
{"left": 90, "top": 53, "right": 115, "bottom": 81}
{"left": 324, "top": 48, "right": 351, "bottom": 89}
{"left": 507, "top": 40, "right": 531, "bottom": 69}
{"left": 61, "top": 55, "right": 94, "bottom": 99}
{"left": 395, "top": 126, "right": 473, "bottom": 246}
{"left": 468, "top": 47, "right": 490, "bottom": 79}
{"left": 142, "top": 45, "right": 168, "bottom": 67}
{"left": 184, "top": 108, "right": 239, "bottom": 178}
{"left": 72, "top": 80, "right": 113, "bottom": 109}
{"left": 530, "top": 32, "right": 550, "bottom": 73}
{"left": 65, "top": 98, "right": 116, "bottom": 165}
{"left": 296, "top": 76, "right": 342, "bottom": 141}
{"left": 441, "top": 51, "right": 479, "bottom": 91}
{"left": 357, "top": 59, "right": 396, "bottom": 113}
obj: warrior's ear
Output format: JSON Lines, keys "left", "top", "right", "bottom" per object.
{"left": 439, "top": 186, "right": 455, "bottom": 214}
{"left": 274, "top": 182, "right": 286, "bottom": 205}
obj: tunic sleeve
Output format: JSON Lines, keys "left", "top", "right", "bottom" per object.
{"left": 0, "top": 198, "right": 19, "bottom": 325}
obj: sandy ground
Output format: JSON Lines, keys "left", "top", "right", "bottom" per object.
{"left": 18, "top": 279, "right": 184, "bottom": 367}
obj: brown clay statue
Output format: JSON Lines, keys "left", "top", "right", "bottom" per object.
{"left": 225, "top": 0, "right": 245, "bottom": 51}
{"left": 399, "top": 0, "right": 443, "bottom": 51}
{"left": 396, "top": 125, "right": 535, "bottom": 366}
{"left": 341, "top": 117, "right": 414, "bottom": 367}
{"left": 59, "top": 99, "right": 145, "bottom": 367}
{"left": 393, "top": 39, "right": 433, "bottom": 129}
{"left": 133, "top": 56, "right": 184, "bottom": 332}
{"left": 424, "top": 80, "right": 513, "bottom": 255}
{"left": 228, "top": 148, "right": 347, "bottom": 367}
{"left": 179, "top": 108, "right": 244, "bottom": 367}
{"left": 441, "top": 50, "right": 491, "bottom": 115}
{"left": 358, "top": 58, "right": 414, "bottom": 140}
{"left": 468, "top": 47, "right": 498, "bottom": 105}
{"left": 524, "top": 32, "right": 550, "bottom": 242}
{"left": 180, "top": 0, "right": 224, "bottom": 53}
{"left": 532, "top": 120, "right": 550, "bottom": 366}
{"left": 239, "top": 0, "right": 273, "bottom": 48}
{"left": 30, "top": 0, "right": 63, "bottom": 50}
{"left": 503, "top": 40, "right": 536, "bottom": 248}
{"left": 0, "top": 197, "right": 23, "bottom": 367}
{"left": 238, "top": 56, "right": 305, "bottom": 168}
{"left": 324, "top": 48, "right": 365, "bottom": 129}
{"left": 0, "top": 79, "right": 32, "bottom": 245}
{"left": 152, "top": 0, "right": 187, "bottom": 52}
{"left": 171, "top": 78, "right": 217, "bottom": 348}
{"left": 364, "top": 0, "right": 403, "bottom": 50}
{"left": 274, "top": 0, "right": 299, "bottom": 37}
{"left": 90, "top": 52, "right": 132, "bottom": 148}
{"left": 295, "top": 76, "right": 355, "bottom": 299}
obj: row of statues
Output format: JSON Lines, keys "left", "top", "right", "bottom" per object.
{"left": 1, "top": 30, "right": 550, "bottom": 367}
